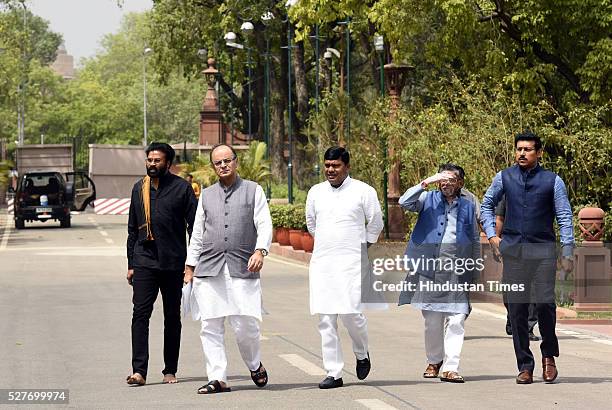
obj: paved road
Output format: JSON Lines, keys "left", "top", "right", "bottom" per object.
{"left": 1, "top": 213, "right": 612, "bottom": 409}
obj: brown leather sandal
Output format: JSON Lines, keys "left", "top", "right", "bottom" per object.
{"left": 423, "top": 361, "right": 443, "bottom": 378}
{"left": 440, "top": 371, "right": 465, "bottom": 383}
{"left": 126, "top": 373, "right": 146, "bottom": 386}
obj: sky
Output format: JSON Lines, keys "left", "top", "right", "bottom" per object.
{"left": 27, "top": 0, "right": 153, "bottom": 64}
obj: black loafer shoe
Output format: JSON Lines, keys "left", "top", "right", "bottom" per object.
{"left": 528, "top": 332, "right": 540, "bottom": 341}
{"left": 318, "top": 376, "right": 343, "bottom": 389}
{"left": 356, "top": 353, "right": 371, "bottom": 380}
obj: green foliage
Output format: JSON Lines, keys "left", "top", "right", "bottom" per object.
{"left": 270, "top": 183, "right": 308, "bottom": 204}
{"left": 177, "top": 154, "right": 218, "bottom": 188}
{"left": 269, "top": 203, "right": 306, "bottom": 230}
{"left": 0, "top": 159, "right": 13, "bottom": 189}
{"left": 237, "top": 141, "right": 272, "bottom": 185}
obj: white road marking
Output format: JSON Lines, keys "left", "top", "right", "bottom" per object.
{"left": 0, "top": 215, "right": 10, "bottom": 251}
{"left": 267, "top": 255, "right": 309, "bottom": 270}
{"left": 96, "top": 226, "right": 103, "bottom": 230}
{"left": 34, "top": 248, "right": 124, "bottom": 257}
{"left": 355, "top": 399, "right": 399, "bottom": 410}
{"left": 560, "top": 330, "right": 581, "bottom": 335}
{"left": 99, "top": 231, "right": 108, "bottom": 236}
{"left": 105, "top": 238, "right": 114, "bottom": 244}
{"left": 471, "top": 307, "right": 507, "bottom": 321}
{"left": 593, "top": 339, "right": 612, "bottom": 346}
{"left": 260, "top": 335, "right": 269, "bottom": 341}
{"left": 278, "top": 354, "right": 326, "bottom": 376}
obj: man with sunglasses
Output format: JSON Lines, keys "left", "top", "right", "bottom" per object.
{"left": 481, "top": 131, "right": 574, "bottom": 384}
{"left": 184, "top": 143, "right": 272, "bottom": 394}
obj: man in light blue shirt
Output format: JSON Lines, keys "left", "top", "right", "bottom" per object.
{"left": 480, "top": 131, "right": 574, "bottom": 385}
{"left": 398, "top": 163, "right": 480, "bottom": 383}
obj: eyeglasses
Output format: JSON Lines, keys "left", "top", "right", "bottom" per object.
{"left": 212, "top": 157, "right": 236, "bottom": 167}
{"left": 146, "top": 158, "right": 164, "bottom": 164}
{"left": 515, "top": 147, "right": 536, "bottom": 153}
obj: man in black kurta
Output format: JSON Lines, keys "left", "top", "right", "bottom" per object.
{"left": 126, "top": 142, "right": 197, "bottom": 385}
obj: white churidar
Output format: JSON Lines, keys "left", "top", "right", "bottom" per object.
{"left": 319, "top": 313, "right": 369, "bottom": 379}
{"left": 421, "top": 310, "right": 466, "bottom": 372}
{"left": 200, "top": 315, "right": 261, "bottom": 382}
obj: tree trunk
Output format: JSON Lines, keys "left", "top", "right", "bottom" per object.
{"left": 292, "top": 39, "right": 310, "bottom": 189}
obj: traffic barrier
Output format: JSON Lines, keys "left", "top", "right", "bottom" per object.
{"left": 7, "top": 198, "right": 14, "bottom": 215}
{"left": 94, "top": 198, "right": 130, "bottom": 215}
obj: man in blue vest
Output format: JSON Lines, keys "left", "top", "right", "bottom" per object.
{"left": 398, "top": 163, "right": 481, "bottom": 383}
{"left": 481, "top": 131, "right": 574, "bottom": 384}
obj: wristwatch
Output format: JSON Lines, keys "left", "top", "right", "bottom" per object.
{"left": 256, "top": 248, "right": 269, "bottom": 257}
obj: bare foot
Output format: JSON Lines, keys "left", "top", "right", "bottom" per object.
{"left": 126, "top": 372, "right": 146, "bottom": 386}
{"left": 163, "top": 374, "right": 178, "bottom": 384}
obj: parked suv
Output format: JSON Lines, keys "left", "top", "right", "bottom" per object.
{"left": 13, "top": 171, "right": 96, "bottom": 229}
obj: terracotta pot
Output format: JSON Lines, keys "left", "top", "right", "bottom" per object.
{"left": 272, "top": 227, "right": 277, "bottom": 243}
{"left": 276, "top": 227, "right": 290, "bottom": 246}
{"left": 289, "top": 229, "right": 303, "bottom": 250}
{"left": 301, "top": 231, "right": 314, "bottom": 253}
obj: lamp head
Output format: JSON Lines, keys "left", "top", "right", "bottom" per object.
{"left": 241, "top": 21, "right": 254, "bottom": 34}
{"left": 373, "top": 35, "right": 384, "bottom": 53}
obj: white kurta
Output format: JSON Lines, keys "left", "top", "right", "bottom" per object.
{"left": 306, "top": 176, "right": 386, "bottom": 315}
{"left": 186, "top": 184, "right": 272, "bottom": 321}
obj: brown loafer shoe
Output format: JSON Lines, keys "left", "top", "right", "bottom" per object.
{"left": 542, "top": 357, "right": 558, "bottom": 383}
{"left": 516, "top": 370, "right": 533, "bottom": 384}
{"left": 423, "top": 361, "right": 443, "bottom": 378}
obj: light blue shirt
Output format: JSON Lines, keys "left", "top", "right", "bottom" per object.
{"left": 400, "top": 184, "right": 474, "bottom": 315}
{"left": 480, "top": 170, "right": 574, "bottom": 257}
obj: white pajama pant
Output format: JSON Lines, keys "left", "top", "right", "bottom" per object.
{"left": 200, "top": 315, "right": 261, "bottom": 383}
{"left": 422, "top": 310, "right": 466, "bottom": 372}
{"left": 318, "top": 313, "right": 368, "bottom": 379}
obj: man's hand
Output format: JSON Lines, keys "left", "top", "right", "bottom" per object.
{"left": 184, "top": 265, "right": 194, "bottom": 285}
{"left": 488, "top": 236, "right": 502, "bottom": 262}
{"left": 421, "top": 171, "right": 456, "bottom": 189}
{"left": 247, "top": 251, "right": 265, "bottom": 273}
{"left": 127, "top": 269, "right": 134, "bottom": 286}
{"left": 561, "top": 257, "right": 574, "bottom": 274}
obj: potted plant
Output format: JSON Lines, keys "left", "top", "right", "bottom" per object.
{"left": 288, "top": 204, "right": 305, "bottom": 250}
{"left": 272, "top": 204, "right": 291, "bottom": 246}
{"left": 301, "top": 216, "right": 314, "bottom": 253}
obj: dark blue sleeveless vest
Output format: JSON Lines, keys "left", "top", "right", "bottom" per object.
{"left": 500, "top": 164, "right": 557, "bottom": 259}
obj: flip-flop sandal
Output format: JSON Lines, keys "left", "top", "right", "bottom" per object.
{"left": 126, "top": 374, "right": 146, "bottom": 386}
{"left": 250, "top": 362, "right": 268, "bottom": 388}
{"left": 197, "top": 380, "right": 231, "bottom": 394}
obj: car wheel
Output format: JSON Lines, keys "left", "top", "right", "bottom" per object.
{"left": 60, "top": 216, "right": 71, "bottom": 228}
{"left": 15, "top": 218, "right": 25, "bottom": 229}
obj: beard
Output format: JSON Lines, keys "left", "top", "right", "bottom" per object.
{"left": 147, "top": 165, "right": 168, "bottom": 178}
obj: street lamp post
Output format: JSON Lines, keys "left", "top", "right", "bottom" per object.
{"left": 17, "top": 0, "right": 27, "bottom": 146}
{"left": 240, "top": 22, "right": 254, "bottom": 138}
{"left": 374, "top": 34, "right": 389, "bottom": 239}
{"left": 142, "top": 47, "right": 152, "bottom": 147}
{"left": 262, "top": 11, "right": 274, "bottom": 201}
{"left": 337, "top": 19, "right": 351, "bottom": 147}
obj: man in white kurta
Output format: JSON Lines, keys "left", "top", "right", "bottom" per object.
{"left": 306, "top": 146, "right": 385, "bottom": 389}
{"left": 184, "top": 144, "right": 272, "bottom": 394}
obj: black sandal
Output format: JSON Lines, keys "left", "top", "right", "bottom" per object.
{"left": 250, "top": 362, "right": 268, "bottom": 388}
{"left": 197, "top": 380, "right": 231, "bottom": 394}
